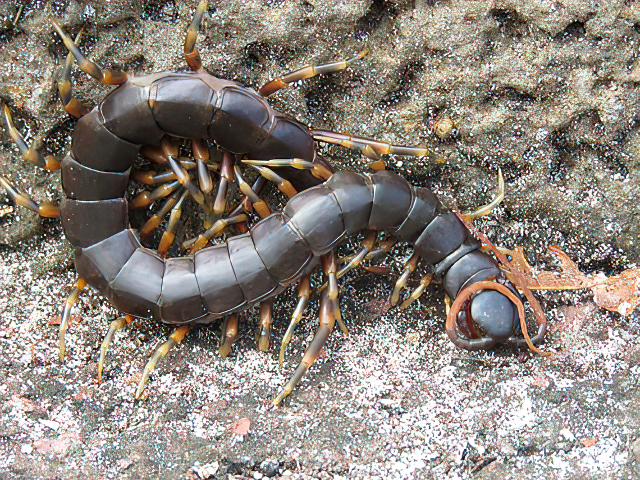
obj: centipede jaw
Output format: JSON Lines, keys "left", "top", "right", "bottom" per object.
{"left": 452, "top": 195, "right": 551, "bottom": 357}
{"left": 445, "top": 279, "right": 550, "bottom": 355}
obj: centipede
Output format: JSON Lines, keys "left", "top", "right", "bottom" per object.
{"left": 0, "top": 1, "right": 547, "bottom": 406}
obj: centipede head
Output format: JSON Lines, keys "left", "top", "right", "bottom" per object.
{"left": 446, "top": 279, "right": 547, "bottom": 352}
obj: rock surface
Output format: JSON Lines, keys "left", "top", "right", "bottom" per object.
{"left": 1, "top": 1, "right": 639, "bottom": 479}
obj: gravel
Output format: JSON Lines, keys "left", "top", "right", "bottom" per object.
{"left": 1, "top": 1, "right": 639, "bottom": 479}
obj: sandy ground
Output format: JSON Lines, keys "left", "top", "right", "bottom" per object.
{"left": 1, "top": 1, "right": 640, "bottom": 479}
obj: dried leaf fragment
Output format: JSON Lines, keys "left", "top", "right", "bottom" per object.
{"left": 580, "top": 437, "right": 597, "bottom": 447}
{"left": 230, "top": 417, "right": 250, "bottom": 436}
{"left": 48, "top": 315, "right": 81, "bottom": 326}
{"left": 506, "top": 246, "right": 640, "bottom": 316}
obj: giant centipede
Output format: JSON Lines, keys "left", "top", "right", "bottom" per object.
{"left": 0, "top": 1, "right": 546, "bottom": 405}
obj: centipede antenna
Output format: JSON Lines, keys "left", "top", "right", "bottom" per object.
{"left": 218, "top": 313, "right": 239, "bottom": 358}
{"left": 321, "top": 251, "right": 348, "bottom": 335}
{"left": 184, "top": 0, "right": 208, "bottom": 72}
{"left": 463, "top": 168, "right": 505, "bottom": 221}
{"left": 50, "top": 16, "right": 128, "bottom": 85}
{"left": 192, "top": 140, "right": 213, "bottom": 193}
{"left": 135, "top": 326, "right": 191, "bottom": 400}
{"left": 257, "top": 299, "right": 274, "bottom": 351}
{"left": 57, "top": 28, "right": 90, "bottom": 118}
{"left": 129, "top": 180, "right": 181, "bottom": 209}
{"left": 310, "top": 128, "right": 433, "bottom": 163}
{"left": 3, "top": 105, "right": 60, "bottom": 171}
{"left": 234, "top": 165, "right": 271, "bottom": 218}
{"left": 273, "top": 290, "right": 335, "bottom": 407}
{"left": 279, "top": 275, "right": 311, "bottom": 369}
{"left": 259, "top": 48, "right": 368, "bottom": 97}
{"left": 399, "top": 273, "right": 432, "bottom": 309}
{"left": 242, "top": 158, "right": 333, "bottom": 181}
{"left": 214, "top": 152, "right": 234, "bottom": 214}
{"left": 58, "top": 278, "right": 87, "bottom": 362}
{"left": 97, "top": 315, "right": 132, "bottom": 383}
{"left": 157, "top": 190, "right": 189, "bottom": 256}
{"left": 390, "top": 251, "right": 420, "bottom": 306}
{"left": 0, "top": 175, "right": 60, "bottom": 218}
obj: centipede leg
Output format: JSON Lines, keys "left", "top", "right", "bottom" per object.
{"left": 310, "top": 128, "right": 432, "bottom": 165}
{"left": 183, "top": 213, "right": 248, "bottom": 253}
{"left": 234, "top": 165, "right": 271, "bottom": 218}
{"left": 58, "top": 278, "right": 87, "bottom": 362}
{"left": 257, "top": 300, "right": 274, "bottom": 352}
{"left": 243, "top": 164, "right": 298, "bottom": 198}
{"left": 218, "top": 313, "right": 239, "bottom": 359}
{"left": 167, "top": 155, "right": 207, "bottom": 208}
{"left": 140, "top": 141, "right": 173, "bottom": 165}
{"left": 57, "top": 29, "right": 89, "bottom": 118}
{"left": 462, "top": 168, "right": 505, "bottom": 220}
{"left": 0, "top": 176, "right": 60, "bottom": 218}
{"left": 322, "top": 251, "right": 348, "bottom": 336}
{"left": 390, "top": 251, "right": 420, "bottom": 306}
{"left": 152, "top": 137, "right": 209, "bottom": 210}
{"left": 3, "top": 105, "right": 60, "bottom": 171}
{"left": 242, "top": 158, "right": 332, "bottom": 181}
{"left": 157, "top": 190, "right": 189, "bottom": 256}
{"left": 234, "top": 177, "right": 266, "bottom": 233}
{"left": 0, "top": 109, "right": 60, "bottom": 216}
{"left": 259, "top": 48, "right": 368, "bottom": 97}
{"left": 399, "top": 273, "right": 433, "bottom": 309}
{"left": 97, "top": 315, "right": 133, "bottom": 382}
{"left": 184, "top": 0, "right": 208, "bottom": 72}
{"left": 279, "top": 275, "right": 311, "bottom": 368}
{"left": 319, "top": 230, "right": 376, "bottom": 293}
{"left": 273, "top": 290, "right": 335, "bottom": 407}
{"left": 337, "top": 230, "right": 377, "bottom": 279}
{"left": 131, "top": 168, "right": 178, "bottom": 185}
{"left": 214, "top": 151, "right": 234, "bottom": 214}
{"left": 130, "top": 181, "right": 181, "bottom": 209}
{"left": 135, "top": 326, "right": 191, "bottom": 400}
{"left": 138, "top": 189, "right": 182, "bottom": 240}
{"left": 50, "top": 17, "right": 128, "bottom": 85}
{"left": 192, "top": 140, "right": 213, "bottom": 194}
{"left": 341, "top": 235, "right": 397, "bottom": 265}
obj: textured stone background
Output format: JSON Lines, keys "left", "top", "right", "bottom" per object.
{"left": 1, "top": 1, "right": 639, "bottom": 479}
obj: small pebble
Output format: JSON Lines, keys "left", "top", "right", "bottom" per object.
{"left": 433, "top": 115, "right": 454, "bottom": 140}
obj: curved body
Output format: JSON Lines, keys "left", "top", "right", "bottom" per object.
{"left": 60, "top": 70, "right": 322, "bottom": 322}
{"left": 57, "top": 68, "right": 522, "bottom": 350}
{"left": 59, "top": 68, "right": 505, "bottom": 327}
{"left": 0, "top": 3, "right": 547, "bottom": 405}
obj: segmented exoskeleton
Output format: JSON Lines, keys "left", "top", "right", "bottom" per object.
{"left": 1, "top": 1, "right": 547, "bottom": 405}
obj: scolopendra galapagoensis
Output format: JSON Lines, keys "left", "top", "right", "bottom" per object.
{"left": 0, "top": 1, "right": 548, "bottom": 406}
